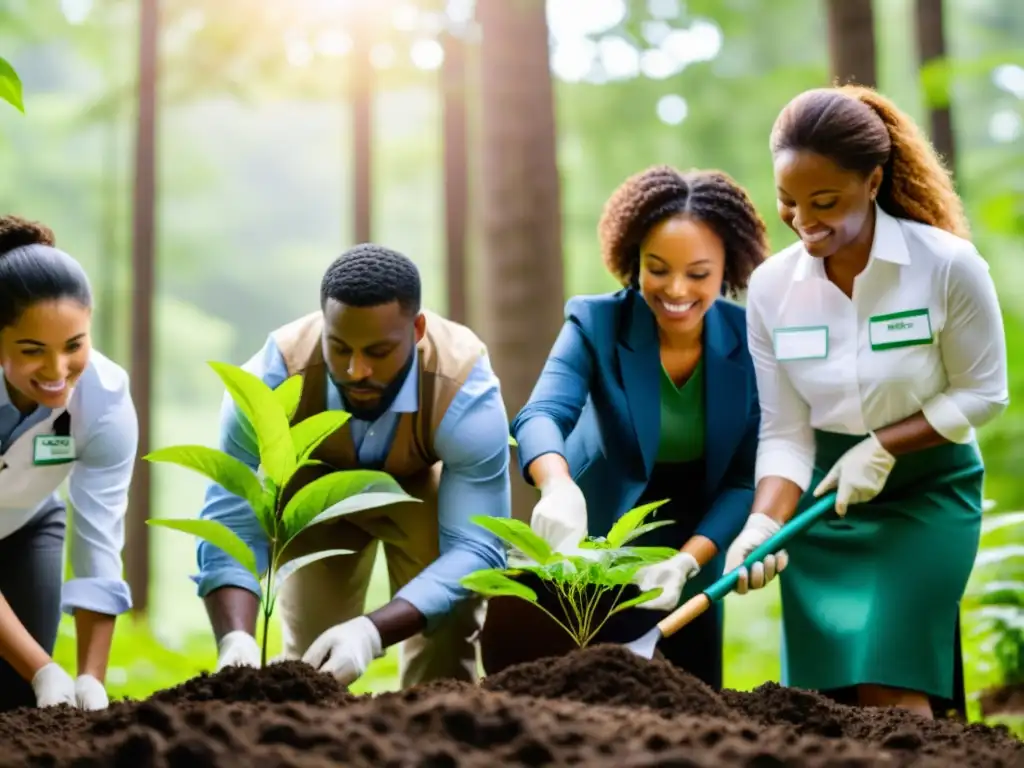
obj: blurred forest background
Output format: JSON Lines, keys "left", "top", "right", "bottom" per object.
{"left": 0, "top": 0, "right": 1021, "bottom": 729}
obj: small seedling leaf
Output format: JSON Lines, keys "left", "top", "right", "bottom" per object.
{"left": 606, "top": 499, "right": 670, "bottom": 547}
{"left": 610, "top": 588, "right": 664, "bottom": 615}
{"left": 616, "top": 519, "right": 675, "bottom": 546}
{"left": 508, "top": 435, "right": 517, "bottom": 447}
{"left": 290, "top": 411, "right": 349, "bottom": 465}
{"left": 209, "top": 362, "right": 296, "bottom": 488}
{"left": 147, "top": 518, "right": 259, "bottom": 579}
{"left": 308, "top": 491, "right": 418, "bottom": 530}
{"left": 272, "top": 548, "right": 355, "bottom": 594}
{"left": 273, "top": 375, "right": 303, "bottom": 421}
{"left": 280, "top": 469, "right": 406, "bottom": 536}
{"left": 471, "top": 516, "right": 553, "bottom": 565}
{"left": 144, "top": 444, "right": 263, "bottom": 511}
{"left": 460, "top": 569, "right": 538, "bottom": 601}
{"left": 0, "top": 57, "right": 24, "bottom": 113}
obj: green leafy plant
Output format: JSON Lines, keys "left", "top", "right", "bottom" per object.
{"left": 145, "top": 362, "right": 419, "bottom": 665}
{"left": 460, "top": 499, "right": 678, "bottom": 648}
{"left": 964, "top": 500, "right": 1024, "bottom": 710}
{"left": 0, "top": 56, "right": 24, "bottom": 113}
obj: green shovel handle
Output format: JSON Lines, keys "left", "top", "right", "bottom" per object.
{"left": 704, "top": 491, "right": 838, "bottom": 603}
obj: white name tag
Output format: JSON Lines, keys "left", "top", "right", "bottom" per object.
{"left": 33, "top": 436, "right": 76, "bottom": 466}
{"left": 773, "top": 326, "right": 828, "bottom": 361}
{"left": 869, "top": 309, "right": 932, "bottom": 351}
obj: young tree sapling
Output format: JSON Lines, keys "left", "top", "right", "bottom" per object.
{"left": 145, "top": 362, "right": 419, "bottom": 665}
{"left": 460, "top": 499, "right": 679, "bottom": 648}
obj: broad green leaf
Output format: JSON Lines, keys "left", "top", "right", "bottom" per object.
{"left": 281, "top": 469, "right": 406, "bottom": 535}
{"left": 606, "top": 499, "right": 670, "bottom": 547}
{"left": 601, "top": 562, "right": 646, "bottom": 585}
{"left": 470, "top": 516, "right": 553, "bottom": 565}
{"left": 975, "top": 545, "right": 1024, "bottom": 569}
{"left": 613, "top": 546, "right": 680, "bottom": 564}
{"left": 290, "top": 411, "right": 350, "bottom": 465}
{"left": 307, "top": 491, "right": 417, "bottom": 531}
{"left": 273, "top": 375, "right": 303, "bottom": 421}
{"left": 460, "top": 569, "right": 538, "bottom": 601}
{"left": 146, "top": 518, "right": 258, "bottom": 579}
{"left": 209, "top": 361, "right": 296, "bottom": 489}
{"left": 272, "top": 548, "right": 354, "bottom": 595}
{"left": 0, "top": 57, "right": 24, "bottom": 113}
{"left": 144, "top": 444, "right": 263, "bottom": 511}
{"left": 617, "top": 519, "right": 675, "bottom": 546}
{"left": 982, "top": 511, "right": 1024, "bottom": 535}
{"left": 610, "top": 588, "right": 663, "bottom": 615}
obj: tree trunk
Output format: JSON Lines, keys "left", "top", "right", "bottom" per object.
{"left": 441, "top": 30, "right": 468, "bottom": 324}
{"left": 826, "top": 0, "right": 877, "bottom": 87}
{"left": 915, "top": 0, "right": 956, "bottom": 178}
{"left": 126, "top": 0, "right": 159, "bottom": 615}
{"left": 350, "top": 19, "right": 372, "bottom": 244}
{"left": 475, "top": 0, "right": 565, "bottom": 523}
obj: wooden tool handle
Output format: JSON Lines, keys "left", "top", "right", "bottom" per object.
{"left": 654, "top": 492, "right": 838, "bottom": 640}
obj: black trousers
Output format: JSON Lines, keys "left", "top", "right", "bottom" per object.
{"left": 0, "top": 499, "right": 67, "bottom": 712}
{"left": 481, "top": 460, "right": 723, "bottom": 690}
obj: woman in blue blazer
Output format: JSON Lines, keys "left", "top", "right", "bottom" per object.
{"left": 484, "top": 166, "right": 770, "bottom": 689}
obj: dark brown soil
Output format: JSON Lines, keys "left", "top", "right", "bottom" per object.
{"left": 0, "top": 645, "right": 1019, "bottom": 767}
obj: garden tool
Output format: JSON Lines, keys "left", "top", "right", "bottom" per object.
{"left": 624, "top": 491, "right": 838, "bottom": 660}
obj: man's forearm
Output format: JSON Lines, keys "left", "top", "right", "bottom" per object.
{"left": 203, "top": 586, "right": 260, "bottom": 642}
{"left": 366, "top": 598, "right": 426, "bottom": 648}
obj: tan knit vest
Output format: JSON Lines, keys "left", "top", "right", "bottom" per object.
{"left": 270, "top": 309, "right": 487, "bottom": 504}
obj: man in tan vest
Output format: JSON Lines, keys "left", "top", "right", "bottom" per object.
{"left": 192, "top": 244, "right": 511, "bottom": 687}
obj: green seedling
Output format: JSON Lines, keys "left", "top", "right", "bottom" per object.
{"left": 0, "top": 56, "right": 24, "bottom": 113}
{"left": 145, "top": 362, "right": 419, "bottom": 666}
{"left": 460, "top": 499, "right": 678, "bottom": 648}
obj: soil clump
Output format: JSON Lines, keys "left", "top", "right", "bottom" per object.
{"left": 0, "top": 644, "right": 1018, "bottom": 767}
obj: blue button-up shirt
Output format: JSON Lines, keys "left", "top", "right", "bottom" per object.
{"left": 194, "top": 334, "right": 511, "bottom": 630}
{"left": 0, "top": 352, "right": 136, "bottom": 616}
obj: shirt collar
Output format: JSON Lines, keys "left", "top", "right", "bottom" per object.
{"left": 324, "top": 345, "right": 420, "bottom": 415}
{"left": 0, "top": 368, "right": 11, "bottom": 410}
{"left": 793, "top": 203, "right": 910, "bottom": 281}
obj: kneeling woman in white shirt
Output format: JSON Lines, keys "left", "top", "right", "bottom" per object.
{"left": 726, "top": 86, "right": 1008, "bottom": 720}
{"left": 0, "top": 215, "right": 138, "bottom": 711}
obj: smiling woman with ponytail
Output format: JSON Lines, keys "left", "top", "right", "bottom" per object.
{"left": 0, "top": 215, "right": 138, "bottom": 712}
{"left": 726, "top": 85, "right": 1008, "bottom": 721}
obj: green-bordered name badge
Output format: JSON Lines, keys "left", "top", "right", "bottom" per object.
{"left": 773, "top": 325, "right": 828, "bottom": 361}
{"left": 869, "top": 308, "right": 932, "bottom": 351}
{"left": 33, "top": 435, "right": 75, "bottom": 466}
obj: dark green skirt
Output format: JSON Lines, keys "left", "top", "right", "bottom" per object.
{"left": 780, "top": 430, "right": 983, "bottom": 706}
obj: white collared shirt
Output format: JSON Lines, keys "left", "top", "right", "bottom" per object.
{"left": 746, "top": 205, "right": 1009, "bottom": 491}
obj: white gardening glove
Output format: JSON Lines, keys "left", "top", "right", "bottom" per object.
{"left": 723, "top": 513, "right": 788, "bottom": 595}
{"left": 301, "top": 616, "right": 383, "bottom": 686}
{"left": 216, "top": 630, "right": 261, "bottom": 671}
{"left": 74, "top": 674, "right": 109, "bottom": 710}
{"left": 31, "top": 662, "right": 76, "bottom": 707}
{"left": 634, "top": 552, "right": 700, "bottom": 611}
{"left": 813, "top": 432, "right": 895, "bottom": 517}
{"left": 530, "top": 475, "right": 588, "bottom": 553}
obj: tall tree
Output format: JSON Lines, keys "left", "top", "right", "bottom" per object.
{"left": 827, "top": 0, "right": 877, "bottom": 87}
{"left": 475, "top": 0, "right": 565, "bottom": 522}
{"left": 126, "top": 0, "right": 159, "bottom": 614}
{"left": 441, "top": 28, "right": 468, "bottom": 324}
{"left": 915, "top": 0, "right": 956, "bottom": 177}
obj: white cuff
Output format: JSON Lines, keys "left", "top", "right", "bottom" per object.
{"left": 754, "top": 444, "right": 814, "bottom": 491}
{"left": 922, "top": 392, "right": 974, "bottom": 444}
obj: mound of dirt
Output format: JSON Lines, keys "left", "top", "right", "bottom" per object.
{"left": 0, "top": 645, "right": 1019, "bottom": 768}
{"left": 481, "top": 643, "right": 735, "bottom": 720}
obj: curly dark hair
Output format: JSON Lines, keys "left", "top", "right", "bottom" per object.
{"left": 320, "top": 243, "right": 421, "bottom": 315}
{"left": 598, "top": 166, "right": 770, "bottom": 298}
{"left": 770, "top": 85, "right": 969, "bottom": 238}
{"left": 0, "top": 214, "right": 91, "bottom": 329}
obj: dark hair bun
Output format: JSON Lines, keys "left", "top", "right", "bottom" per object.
{"left": 0, "top": 215, "right": 56, "bottom": 256}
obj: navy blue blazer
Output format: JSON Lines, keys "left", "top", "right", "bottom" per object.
{"left": 512, "top": 288, "right": 759, "bottom": 572}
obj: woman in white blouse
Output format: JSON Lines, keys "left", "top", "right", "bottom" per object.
{"left": 724, "top": 86, "right": 1008, "bottom": 720}
{"left": 0, "top": 216, "right": 138, "bottom": 711}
